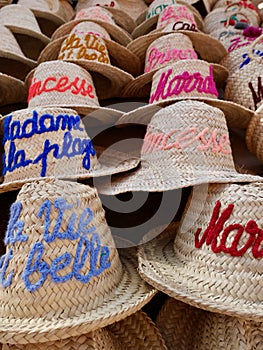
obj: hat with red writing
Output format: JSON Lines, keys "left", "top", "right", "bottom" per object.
{"left": 0, "top": 178, "right": 156, "bottom": 344}
{"left": 25, "top": 60, "right": 125, "bottom": 126}
{"left": 138, "top": 180, "right": 263, "bottom": 321}
{"left": 37, "top": 21, "right": 140, "bottom": 99}
{"left": 121, "top": 33, "right": 228, "bottom": 98}
{"left": 0, "top": 106, "right": 140, "bottom": 194}
{"left": 97, "top": 100, "right": 261, "bottom": 196}
{"left": 132, "top": 0, "right": 204, "bottom": 39}
{"left": 156, "top": 297, "right": 263, "bottom": 349}
{"left": 51, "top": 6, "right": 132, "bottom": 46}
{"left": 117, "top": 59, "right": 255, "bottom": 129}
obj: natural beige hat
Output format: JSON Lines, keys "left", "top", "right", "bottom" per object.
{"left": 0, "top": 179, "right": 156, "bottom": 344}
{"left": 246, "top": 103, "right": 263, "bottom": 164}
{"left": 0, "top": 73, "right": 26, "bottom": 107}
{"left": 0, "top": 25, "right": 36, "bottom": 80}
{"left": 0, "top": 5, "right": 50, "bottom": 59}
{"left": 0, "top": 106, "right": 139, "bottom": 194}
{"left": 76, "top": 0, "right": 137, "bottom": 33}
{"left": 118, "top": 59, "right": 255, "bottom": 129}
{"left": 51, "top": 6, "right": 132, "bottom": 46}
{"left": 156, "top": 297, "right": 263, "bottom": 350}
{"left": 132, "top": 0, "right": 204, "bottom": 39}
{"left": 25, "top": 60, "right": 124, "bottom": 126}
{"left": 138, "top": 181, "right": 263, "bottom": 321}
{"left": 0, "top": 0, "right": 11, "bottom": 8}
{"left": 97, "top": 101, "right": 261, "bottom": 195}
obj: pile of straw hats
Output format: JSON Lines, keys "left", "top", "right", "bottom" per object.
{"left": 0, "top": 0, "right": 263, "bottom": 349}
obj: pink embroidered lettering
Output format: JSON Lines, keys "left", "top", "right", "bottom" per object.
{"left": 159, "top": 5, "right": 195, "bottom": 27}
{"left": 227, "top": 36, "right": 255, "bottom": 53}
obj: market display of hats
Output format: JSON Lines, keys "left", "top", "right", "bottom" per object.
{"left": 156, "top": 297, "right": 263, "bottom": 350}
{"left": 138, "top": 181, "right": 263, "bottom": 320}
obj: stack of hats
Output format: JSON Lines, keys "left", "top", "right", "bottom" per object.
{"left": 0, "top": 0, "right": 262, "bottom": 349}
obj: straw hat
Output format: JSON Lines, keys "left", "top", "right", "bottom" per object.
{"left": 138, "top": 180, "right": 263, "bottom": 321}
{"left": 16, "top": 0, "right": 75, "bottom": 37}
{"left": 0, "top": 106, "right": 139, "bottom": 194}
{"left": 37, "top": 22, "right": 138, "bottom": 98}
{"left": 25, "top": 60, "right": 125, "bottom": 126}
{"left": 0, "top": 178, "right": 156, "bottom": 344}
{"left": 132, "top": 0, "right": 204, "bottom": 38}
{"left": 51, "top": 6, "right": 132, "bottom": 46}
{"left": 117, "top": 59, "right": 255, "bottom": 129}
{"left": 97, "top": 101, "right": 261, "bottom": 195}
{"left": 224, "top": 34, "right": 263, "bottom": 111}
{"left": 0, "top": 25, "right": 36, "bottom": 80}
{"left": 0, "top": 5, "right": 50, "bottom": 61}
{"left": 0, "top": 73, "right": 26, "bottom": 107}
{"left": 0, "top": 0, "right": 11, "bottom": 8}
{"left": 76, "top": 0, "right": 137, "bottom": 33}
{"left": 156, "top": 297, "right": 263, "bottom": 350}
{"left": 246, "top": 103, "right": 263, "bottom": 164}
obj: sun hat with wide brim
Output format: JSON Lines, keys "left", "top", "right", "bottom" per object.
{"left": 117, "top": 59, "right": 254, "bottom": 129}
{"left": 97, "top": 100, "right": 262, "bottom": 196}
{"left": 156, "top": 297, "right": 263, "bottom": 350}
{"left": 0, "top": 73, "right": 26, "bottom": 107}
{"left": 138, "top": 181, "right": 263, "bottom": 321}
{"left": 0, "top": 179, "right": 156, "bottom": 344}
{"left": 0, "top": 106, "right": 140, "bottom": 194}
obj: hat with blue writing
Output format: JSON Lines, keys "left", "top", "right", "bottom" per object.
{"left": 0, "top": 106, "right": 139, "bottom": 194}
{"left": 0, "top": 178, "right": 156, "bottom": 344}
{"left": 138, "top": 181, "right": 263, "bottom": 321}
{"left": 97, "top": 100, "right": 261, "bottom": 196}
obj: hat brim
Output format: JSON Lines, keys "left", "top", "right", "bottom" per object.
{"left": 127, "top": 30, "right": 227, "bottom": 64}
{"left": 5, "top": 24, "right": 50, "bottom": 46}
{"left": 102, "top": 6, "right": 136, "bottom": 33}
{"left": 0, "top": 73, "right": 26, "bottom": 106}
{"left": 116, "top": 97, "right": 254, "bottom": 129}
{"left": 0, "top": 50, "right": 36, "bottom": 80}
{"left": 0, "top": 250, "right": 156, "bottom": 344}
{"left": 138, "top": 226, "right": 263, "bottom": 321}
{"left": 51, "top": 18, "right": 132, "bottom": 46}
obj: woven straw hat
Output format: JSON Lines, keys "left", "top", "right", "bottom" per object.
{"left": 0, "top": 178, "right": 156, "bottom": 344}
{"left": 25, "top": 60, "right": 125, "bottom": 126}
{"left": 51, "top": 6, "right": 132, "bottom": 46}
{"left": 16, "top": 0, "right": 74, "bottom": 38}
{"left": 156, "top": 297, "right": 263, "bottom": 350}
{"left": 97, "top": 101, "right": 261, "bottom": 195}
{"left": 138, "top": 181, "right": 263, "bottom": 321}
{"left": 246, "top": 103, "right": 263, "bottom": 164}
{"left": 0, "top": 106, "right": 139, "bottom": 194}
{"left": 0, "top": 0, "right": 11, "bottom": 8}
{"left": 0, "top": 73, "right": 26, "bottom": 107}
{"left": 0, "top": 25, "right": 36, "bottom": 80}
{"left": 117, "top": 59, "right": 255, "bottom": 129}
{"left": 1, "top": 310, "right": 167, "bottom": 349}
{"left": 76, "top": 0, "right": 137, "bottom": 33}
{"left": 0, "top": 5, "right": 50, "bottom": 60}
{"left": 224, "top": 34, "right": 263, "bottom": 111}
{"left": 132, "top": 0, "right": 204, "bottom": 39}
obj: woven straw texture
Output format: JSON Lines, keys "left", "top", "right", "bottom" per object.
{"left": 0, "top": 179, "right": 156, "bottom": 344}
{"left": 156, "top": 297, "right": 263, "bottom": 350}
{"left": 138, "top": 181, "right": 263, "bottom": 321}
{"left": 246, "top": 104, "right": 263, "bottom": 163}
{"left": 98, "top": 101, "right": 261, "bottom": 195}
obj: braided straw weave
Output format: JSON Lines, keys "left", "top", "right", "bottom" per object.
{"left": 246, "top": 103, "right": 263, "bottom": 163}
{"left": 156, "top": 297, "right": 263, "bottom": 350}
{"left": 0, "top": 179, "right": 155, "bottom": 344}
{"left": 224, "top": 34, "right": 263, "bottom": 111}
{"left": 138, "top": 181, "right": 263, "bottom": 321}
{"left": 98, "top": 101, "right": 261, "bottom": 195}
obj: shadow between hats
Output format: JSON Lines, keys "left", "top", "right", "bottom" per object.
{"left": 0, "top": 57, "right": 32, "bottom": 81}
{"left": 14, "top": 33, "right": 47, "bottom": 61}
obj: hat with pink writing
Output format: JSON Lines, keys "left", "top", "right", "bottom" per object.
{"left": 0, "top": 179, "right": 155, "bottom": 344}
{"left": 37, "top": 21, "right": 140, "bottom": 99}
{"left": 97, "top": 100, "right": 261, "bottom": 196}
{"left": 117, "top": 59, "right": 254, "bottom": 129}
{"left": 132, "top": 0, "right": 204, "bottom": 39}
{"left": 26, "top": 60, "right": 124, "bottom": 126}
{"left": 0, "top": 106, "right": 139, "bottom": 194}
{"left": 51, "top": 6, "right": 132, "bottom": 46}
{"left": 156, "top": 297, "right": 263, "bottom": 349}
{"left": 122, "top": 33, "right": 228, "bottom": 98}
{"left": 138, "top": 180, "right": 263, "bottom": 321}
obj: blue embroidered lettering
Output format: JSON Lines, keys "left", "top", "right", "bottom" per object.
{"left": 0, "top": 250, "right": 14, "bottom": 288}
{"left": 4, "top": 202, "right": 28, "bottom": 245}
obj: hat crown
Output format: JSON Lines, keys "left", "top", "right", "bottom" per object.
{"left": 18, "top": 0, "right": 51, "bottom": 11}
{"left": 28, "top": 60, "right": 100, "bottom": 109}
{"left": 147, "top": 0, "right": 177, "bottom": 19}
{"left": 0, "top": 179, "right": 123, "bottom": 320}
{"left": 144, "top": 33, "right": 198, "bottom": 73}
{"left": 77, "top": 0, "right": 120, "bottom": 11}
{"left": 76, "top": 6, "right": 115, "bottom": 24}
{"left": 0, "top": 25, "right": 25, "bottom": 57}
{"left": 157, "top": 4, "right": 198, "bottom": 31}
